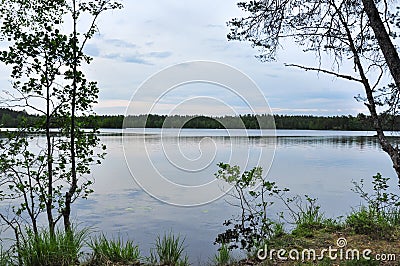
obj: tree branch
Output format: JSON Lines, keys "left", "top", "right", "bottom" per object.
{"left": 284, "top": 63, "right": 363, "bottom": 83}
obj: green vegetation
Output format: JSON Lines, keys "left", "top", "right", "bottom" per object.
{"left": 346, "top": 173, "right": 400, "bottom": 239}
{"left": 124, "top": 113, "right": 400, "bottom": 130}
{"left": 0, "top": 170, "right": 399, "bottom": 265}
{"left": 289, "top": 196, "right": 332, "bottom": 238}
{"left": 0, "top": 230, "right": 188, "bottom": 266}
{"left": 17, "top": 227, "right": 88, "bottom": 266}
{"left": 0, "top": 246, "right": 11, "bottom": 266}
{"left": 149, "top": 232, "right": 189, "bottom": 266}
{"left": 346, "top": 206, "right": 393, "bottom": 239}
{"left": 0, "top": 0, "right": 398, "bottom": 264}
{"left": 213, "top": 164, "right": 400, "bottom": 265}
{"left": 226, "top": 0, "right": 400, "bottom": 187}
{"left": 4, "top": 108, "right": 400, "bottom": 130}
{"left": 87, "top": 234, "right": 141, "bottom": 265}
{"left": 213, "top": 244, "right": 233, "bottom": 266}
{"left": 0, "top": 1, "right": 122, "bottom": 262}
{"left": 214, "top": 163, "right": 288, "bottom": 252}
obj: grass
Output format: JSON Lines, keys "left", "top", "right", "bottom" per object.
{"left": 345, "top": 206, "right": 400, "bottom": 240}
{"left": 2, "top": 173, "right": 400, "bottom": 265}
{"left": 149, "top": 231, "right": 189, "bottom": 266}
{"left": 18, "top": 227, "right": 88, "bottom": 266}
{"left": 213, "top": 243, "right": 233, "bottom": 266}
{"left": 2, "top": 229, "right": 190, "bottom": 266}
{"left": 233, "top": 229, "right": 400, "bottom": 265}
{"left": 289, "top": 197, "right": 343, "bottom": 238}
{"left": 0, "top": 246, "right": 11, "bottom": 266}
{"left": 231, "top": 189, "right": 400, "bottom": 265}
{"left": 0, "top": 210, "right": 399, "bottom": 266}
{"left": 346, "top": 206, "right": 389, "bottom": 238}
{"left": 87, "top": 234, "right": 140, "bottom": 265}
{"left": 230, "top": 200, "right": 400, "bottom": 265}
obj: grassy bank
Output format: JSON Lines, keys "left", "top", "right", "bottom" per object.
{"left": 1, "top": 173, "right": 400, "bottom": 265}
{"left": 212, "top": 169, "right": 400, "bottom": 266}
{"left": 230, "top": 211, "right": 400, "bottom": 265}
{"left": 2, "top": 210, "right": 399, "bottom": 266}
{"left": 0, "top": 230, "right": 189, "bottom": 266}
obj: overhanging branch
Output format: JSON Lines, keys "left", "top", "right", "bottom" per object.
{"left": 284, "top": 63, "right": 363, "bottom": 83}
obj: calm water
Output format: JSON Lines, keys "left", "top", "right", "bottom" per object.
{"left": 73, "top": 129, "right": 399, "bottom": 261}
{"left": 3, "top": 129, "right": 400, "bottom": 263}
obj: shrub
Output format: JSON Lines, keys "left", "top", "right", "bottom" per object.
{"left": 214, "top": 163, "right": 289, "bottom": 252}
{"left": 348, "top": 173, "right": 400, "bottom": 239}
{"left": 290, "top": 195, "right": 326, "bottom": 237}
{"left": 346, "top": 206, "right": 392, "bottom": 238}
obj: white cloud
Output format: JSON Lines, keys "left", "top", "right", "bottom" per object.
{"left": 0, "top": 0, "right": 375, "bottom": 116}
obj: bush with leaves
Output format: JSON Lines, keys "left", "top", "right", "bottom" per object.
{"left": 347, "top": 173, "right": 400, "bottom": 238}
{"left": 214, "top": 163, "right": 289, "bottom": 253}
{"left": 0, "top": 0, "right": 122, "bottom": 249}
{"left": 214, "top": 163, "right": 345, "bottom": 255}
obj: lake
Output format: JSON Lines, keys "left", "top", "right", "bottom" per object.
{"left": 72, "top": 129, "right": 399, "bottom": 262}
{"left": 2, "top": 129, "right": 400, "bottom": 263}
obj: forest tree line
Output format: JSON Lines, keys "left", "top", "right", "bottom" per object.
{"left": 1, "top": 107, "right": 400, "bottom": 131}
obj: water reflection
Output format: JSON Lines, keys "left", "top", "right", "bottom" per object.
{"left": 1, "top": 130, "right": 399, "bottom": 263}
{"left": 275, "top": 136, "right": 385, "bottom": 150}
{"left": 132, "top": 134, "right": 398, "bottom": 151}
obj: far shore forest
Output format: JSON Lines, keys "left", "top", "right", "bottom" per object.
{"left": 3, "top": 0, "right": 400, "bottom": 264}
{"left": 1, "top": 107, "right": 399, "bottom": 131}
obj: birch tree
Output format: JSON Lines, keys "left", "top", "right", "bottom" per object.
{"left": 0, "top": 0, "right": 122, "bottom": 239}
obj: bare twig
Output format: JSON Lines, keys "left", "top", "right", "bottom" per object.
{"left": 284, "top": 63, "right": 363, "bottom": 82}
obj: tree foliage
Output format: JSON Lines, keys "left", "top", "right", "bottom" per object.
{"left": 7, "top": 109, "right": 400, "bottom": 130}
{"left": 0, "top": 0, "right": 122, "bottom": 246}
{"left": 214, "top": 163, "right": 288, "bottom": 252}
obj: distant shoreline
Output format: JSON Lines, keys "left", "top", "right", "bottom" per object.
{"left": 1, "top": 107, "right": 400, "bottom": 131}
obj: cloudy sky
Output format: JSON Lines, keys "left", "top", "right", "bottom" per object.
{"left": 1, "top": 0, "right": 373, "bottom": 116}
